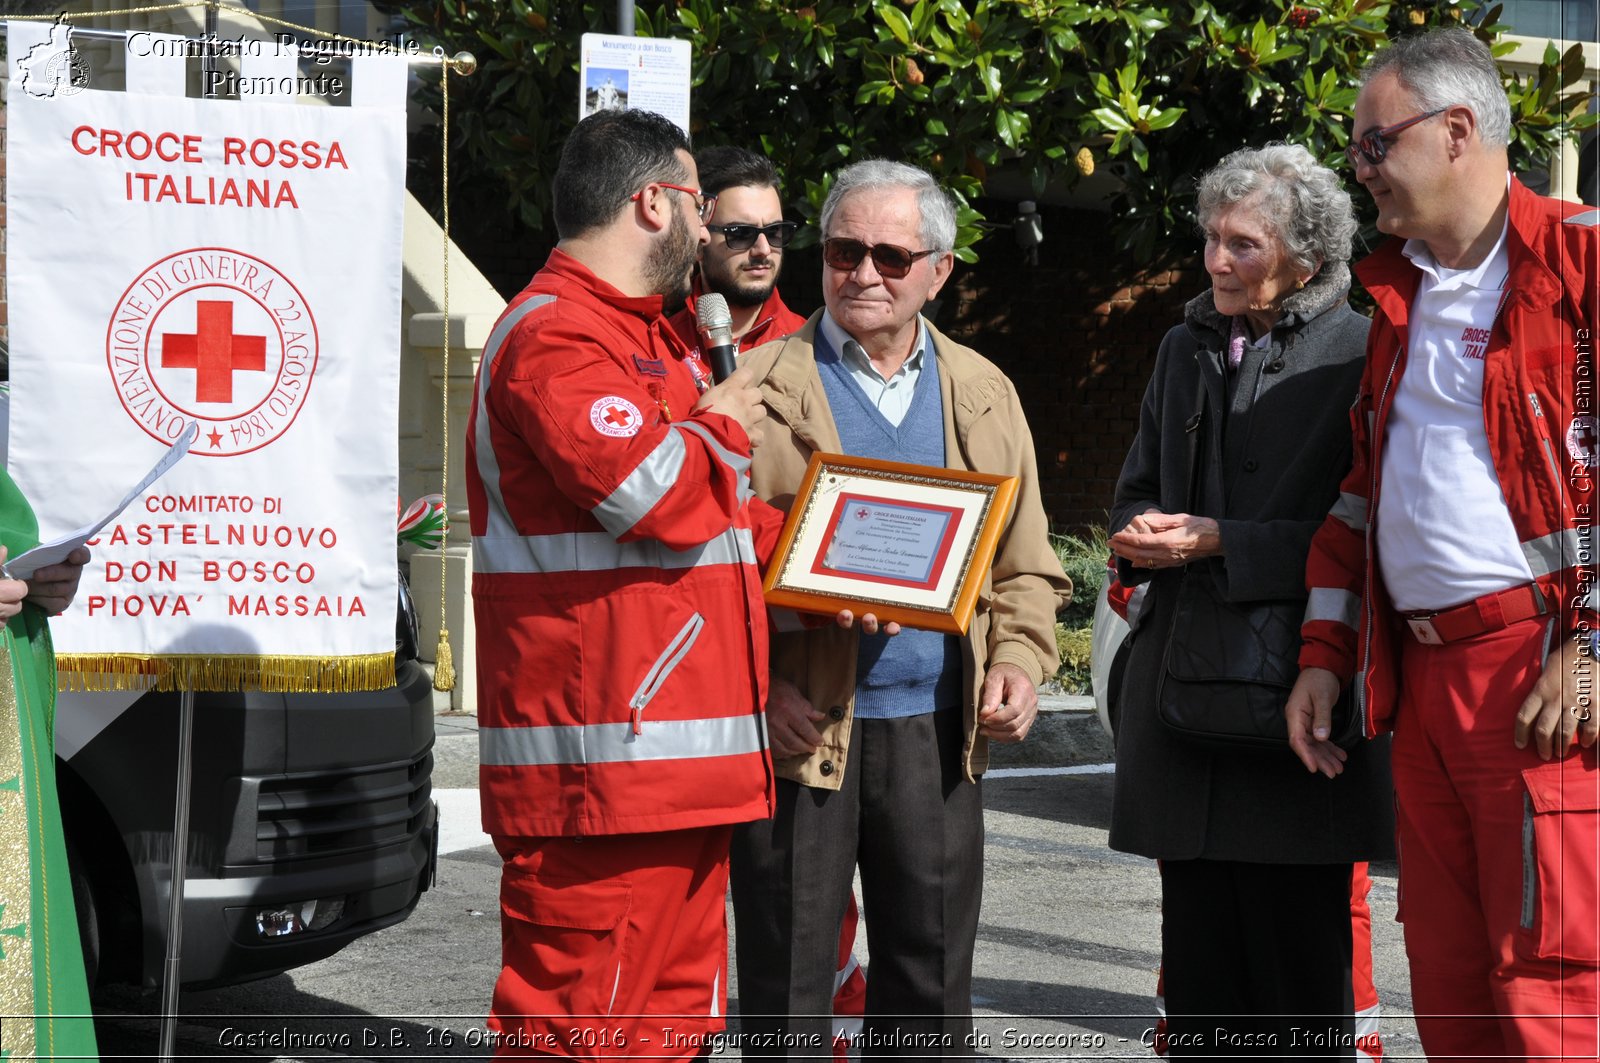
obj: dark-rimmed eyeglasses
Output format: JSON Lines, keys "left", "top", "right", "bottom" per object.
{"left": 707, "top": 221, "right": 800, "bottom": 251}
{"left": 821, "top": 238, "right": 939, "bottom": 279}
{"left": 1346, "top": 107, "right": 1448, "bottom": 167}
{"left": 632, "top": 182, "right": 718, "bottom": 222}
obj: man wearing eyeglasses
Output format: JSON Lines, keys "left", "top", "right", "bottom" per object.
{"left": 1288, "top": 27, "right": 1599, "bottom": 1061}
{"left": 730, "top": 160, "right": 1070, "bottom": 1055}
{"left": 667, "top": 147, "right": 807, "bottom": 371}
{"left": 466, "top": 108, "right": 789, "bottom": 1060}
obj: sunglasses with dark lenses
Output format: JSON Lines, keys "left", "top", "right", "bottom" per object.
{"left": 1345, "top": 107, "right": 1448, "bottom": 167}
{"left": 707, "top": 221, "right": 799, "bottom": 250}
{"left": 821, "top": 238, "right": 939, "bottom": 279}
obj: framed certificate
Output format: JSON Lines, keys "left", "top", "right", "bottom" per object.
{"left": 762, "top": 453, "right": 1018, "bottom": 634}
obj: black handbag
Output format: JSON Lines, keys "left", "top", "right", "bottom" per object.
{"left": 1152, "top": 363, "right": 1362, "bottom": 753}
{"left": 1156, "top": 565, "right": 1362, "bottom": 751}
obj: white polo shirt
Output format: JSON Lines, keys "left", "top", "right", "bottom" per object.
{"left": 1375, "top": 217, "right": 1533, "bottom": 611}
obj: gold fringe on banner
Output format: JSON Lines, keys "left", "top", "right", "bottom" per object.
{"left": 55, "top": 653, "right": 397, "bottom": 694}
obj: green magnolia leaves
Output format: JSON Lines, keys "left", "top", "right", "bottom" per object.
{"left": 377, "top": 0, "right": 1593, "bottom": 267}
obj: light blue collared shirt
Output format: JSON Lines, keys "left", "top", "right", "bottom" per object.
{"left": 818, "top": 312, "right": 931, "bottom": 428}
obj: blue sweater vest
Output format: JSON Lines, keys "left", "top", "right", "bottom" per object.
{"left": 817, "top": 338, "right": 962, "bottom": 718}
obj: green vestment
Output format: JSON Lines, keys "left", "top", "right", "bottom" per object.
{"left": 0, "top": 467, "right": 99, "bottom": 1061}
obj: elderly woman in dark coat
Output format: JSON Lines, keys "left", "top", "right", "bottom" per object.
{"left": 1108, "top": 144, "right": 1394, "bottom": 1057}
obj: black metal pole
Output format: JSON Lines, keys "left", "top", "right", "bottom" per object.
{"left": 156, "top": 8, "right": 218, "bottom": 1056}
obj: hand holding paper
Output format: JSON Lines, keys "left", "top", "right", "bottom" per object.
{"left": 25, "top": 544, "right": 91, "bottom": 617}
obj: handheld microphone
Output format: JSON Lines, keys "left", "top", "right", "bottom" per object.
{"left": 696, "top": 293, "right": 739, "bottom": 383}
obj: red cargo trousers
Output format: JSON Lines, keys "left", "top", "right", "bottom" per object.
{"left": 489, "top": 827, "right": 733, "bottom": 1060}
{"left": 1393, "top": 620, "right": 1599, "bottom": 1062}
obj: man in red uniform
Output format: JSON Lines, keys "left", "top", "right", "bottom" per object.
{"left": 668, "top": 146, "right": 807, "bottom": 370}
{"left": 465, "top": 108, "right": 782, "bottom": 1059}
{"left": 1288, "top": 28, "right": 1598, "bottom": 1062}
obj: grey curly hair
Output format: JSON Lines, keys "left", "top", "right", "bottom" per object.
{"left": 1196, "top": 143, "right": 1356, "bottom": 274}
{"left": 819, "top": 160, "right": 957, "bottom": 257}
{"left": 1362, "top": 27, "right": 1511, "bottom": 149}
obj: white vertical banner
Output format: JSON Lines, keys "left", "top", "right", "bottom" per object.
{"left": 5, "top": 23, "right": 409, "bottom": 691}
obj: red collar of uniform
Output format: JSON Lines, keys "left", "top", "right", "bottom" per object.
{"left": 682, "top": 281, "right": 804, "bottom": 346}
{"left": 544, "top": 247, "right": 666, "bottom": 320}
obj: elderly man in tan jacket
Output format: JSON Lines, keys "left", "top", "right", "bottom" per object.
{"left": 730, "top": 160, "right": 1069, "bottom": 1057}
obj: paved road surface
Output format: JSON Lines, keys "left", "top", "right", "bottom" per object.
{"left": 90, "top": 702, "right": 1420, "bottom": 1060}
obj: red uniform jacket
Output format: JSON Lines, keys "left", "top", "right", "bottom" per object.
{"left": 1299, "top": 180, "right": 1598, "bottom": 735}
{"left": 466, "top": 250, "right": 783, "bottom": 836}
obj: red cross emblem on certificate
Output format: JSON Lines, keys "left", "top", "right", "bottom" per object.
{"left": 160, "top": 300, "right": 267, "bottom": 403}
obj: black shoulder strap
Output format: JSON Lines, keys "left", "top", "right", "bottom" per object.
{"left": 1183, "top": 366, "right": 1206, "bottom": 513}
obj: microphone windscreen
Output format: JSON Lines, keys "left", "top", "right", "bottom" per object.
{"left": 696, "top": 293, "right": 735, "bottom": 347}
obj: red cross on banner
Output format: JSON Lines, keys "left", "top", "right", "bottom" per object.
{"left": 161, "top": 300, "right": 267, "bottom": 403}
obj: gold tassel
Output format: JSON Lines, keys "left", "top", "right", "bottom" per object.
{"left": 433, "top": 629, "right": 456, "bottom": 691}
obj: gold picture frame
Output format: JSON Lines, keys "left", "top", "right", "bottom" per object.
{"left": 762, "top": 453, "right": 1019, "bottom": 634}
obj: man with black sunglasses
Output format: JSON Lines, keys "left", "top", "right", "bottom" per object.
{"left": 731, "top": 160, "right": 1070, "bottom": 1056}
{"left": 1289, "top": 27, "right": 1599, "bottom": 1061}
{"left": 668, "top": 147, "right": 807, "bottom": 380}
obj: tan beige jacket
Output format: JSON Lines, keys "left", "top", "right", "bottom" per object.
{"left": 743, "top": 313, "right": 1070, "bottom": 789}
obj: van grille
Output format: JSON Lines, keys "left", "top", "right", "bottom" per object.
{"left": 255, "top": 751, "right": 433, "bottom": 861}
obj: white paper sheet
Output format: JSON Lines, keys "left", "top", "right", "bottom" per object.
{"left": 4, "top": 422, "right": 197, "bottom": 579}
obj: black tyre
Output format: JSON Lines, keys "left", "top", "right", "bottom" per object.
{"left": 65, "top": 835, "right": 100, "bottom": 989}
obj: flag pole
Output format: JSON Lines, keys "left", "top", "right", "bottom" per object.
{"left": 155, "top": 6, "right": 218, "bottom": 1054}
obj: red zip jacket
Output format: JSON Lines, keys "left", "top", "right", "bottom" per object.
{"left": 1299, "top": 180, "right": 1598, "bottom": 734}
{"left": 467, "top": 249, "right": 783, "bottom": 836}
{"left": 666, "top": 282, "right": 808, "bottom": 372}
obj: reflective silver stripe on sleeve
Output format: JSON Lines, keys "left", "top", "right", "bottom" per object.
{"left": 1521, "top": 526, "right": 1594, "bottom": 579}
{"left": 676, "top": 418, "right": 755, "bottom": 504}
{"left": 480, "top": 715, "right": 767, "bottom": 765}
{"left": 1304, "top": 587, "right": 1360, "bottom": 629}
{"left": 1564, "top": 208, "right": 1599, "bottom": 226}
{"left": 472, "top": 526, "right": 756, "bottom": 574}
{"left": 1330, "top": 492, "right": 1369, "bottom": 531}
{"left": 592, "top": 428, "right": 688, "bottom": 537}
{"left": 473, "top": 295, "right": 558, "bottom": 545}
